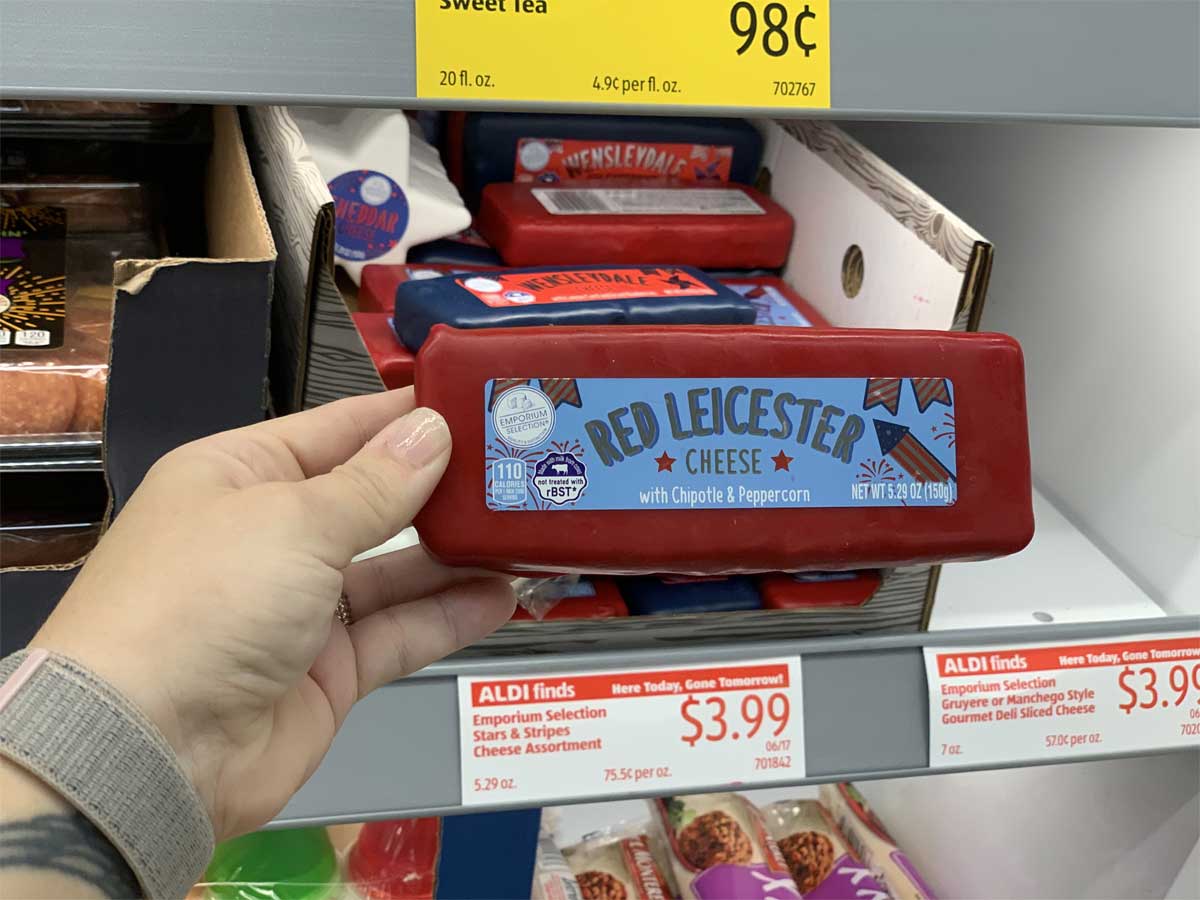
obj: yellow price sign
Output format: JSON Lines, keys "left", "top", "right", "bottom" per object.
{"left": 414, "top": 0, "right": 830, "bottom": 108}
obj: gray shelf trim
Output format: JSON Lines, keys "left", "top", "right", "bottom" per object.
{"left": 275, "top": 615, "right": 1199, "bottom": 827}
{"left": 2, "top": 1, "right": 1197, "bottom": 125}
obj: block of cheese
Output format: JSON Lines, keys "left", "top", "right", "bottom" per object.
{"left": 351, "top": 312, "right": 414, "bottom": 390}
{"left": 619, "top": 576, "right": 762, "bottom": 615}
{"left": 721, "top": 277, "right": 832, "bottom": 328}
{"left": 393, "top": 266, "right": 754, "bottom": 351}
{"left": 756, "top": 570, "right": 882, "bottom": 609}
{"left": 456, "top": 112, "right": 763, "bottom": 209}
{"left": 413, "top": 325, "right": 1034, "bottom": 575}
{"left": 510, "top": 577, "right": 628, "bottom": 620}
{"left": 477, "top": 182, "right": 794, "bottom": 269}
{"left": 408, "top": 226, "right": 503, "bottom": 267}
{"left": 360, "top": 262, "right": 494, "bottom": 314}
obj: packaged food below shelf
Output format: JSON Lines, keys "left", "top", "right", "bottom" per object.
{"left": 0, "top": 195, "right": 161, "bottom": 455}
{"left": 0, "top": 106, "right": 275, "bottom": 652}
{"left": 0, "top": 98, "right": 211, "bottom": 143}
{"left": 194, "top": 810, "right": 540, "bottom": 900}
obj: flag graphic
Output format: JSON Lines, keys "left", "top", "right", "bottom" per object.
{"left": 863, "top": 378, "right": 902, "bottom": 415}
{"left": 873, "top": 420, "right": 954, "bottom": 483}
{"left": 538, "top": 378, "right": 582, "bottom": 408}
{"left": 910, "top": 377, "right": 952, "bottom": 413}
{"left": 487, "top": 378, "right": 531, "bottom": 411}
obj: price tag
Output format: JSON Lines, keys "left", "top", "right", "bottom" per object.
{"left": 924, "top": 632, "right": 1200, "bottom": 768}
{"left": 415, "top": 0, "right": 830, "bottom": 108}
{"left": 458, "top": 658, "right": 804, "bottom": 806}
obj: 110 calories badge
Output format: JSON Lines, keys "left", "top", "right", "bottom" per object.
{"left": 457, "top": 658, "right": 805, "bottom": 806}
{"left": 925, "top": 631, "right": 1200, "bottom": 768}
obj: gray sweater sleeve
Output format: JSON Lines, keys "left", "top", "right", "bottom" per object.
{"left": 0, "top": 649, "right": 215, "bottom": 899}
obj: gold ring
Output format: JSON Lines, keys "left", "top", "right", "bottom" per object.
{"left": 335, "top": 595, "right": 353, "bottom": 627}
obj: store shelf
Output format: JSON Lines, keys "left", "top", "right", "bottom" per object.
{"left": 0, "top": 437, "right": 104, "bottom": 473}
{"left": 272, "top": 487, "right": 1193, "bottom": 827}
{"left": 275, "top": 616, "right": 1196, "bottom": 828}
{"left": 2, "top": 1, "right": 1197, "bottom": 125}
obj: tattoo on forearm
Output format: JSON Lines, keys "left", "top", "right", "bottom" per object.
{"left": 0, "top": 811, "right": 142, "bottom": 899}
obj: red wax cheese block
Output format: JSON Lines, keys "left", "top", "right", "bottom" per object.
{"left": 757, "top": 570, "right": 883, "bottom": 609}
{"left": 720, "top": 276, "right": 832, "bottom": 328}
{"left": 360, "top": 262, "right": 494, "bottom": 314}
{"left": 477, "top": 182, "right": 794, "bottom": 269}
{"left": 352, "top": 312, "right": 414, "bottom": 390}
{"left": 510, "top": 578, "right": 628, "bottom": 620}
{"left": 414, "top": 325, "right": 1034, "bottom": 575}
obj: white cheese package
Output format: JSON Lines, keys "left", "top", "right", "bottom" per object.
{"left": 819, "top": 783, "right": 938, "bottom": 900}
{"left": 651, "top": 793, "right": 801, "bottom": 899}
{"left": 761, "top": 799, "right": 887, "bottom": 897}
{"left": 287, "top": 106, "right": 471, "bottom": 284}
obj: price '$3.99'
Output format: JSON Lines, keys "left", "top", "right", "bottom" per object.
{"left": 680, "top": 691, "right": 791, "bottom": 746}
{"left": 1117, "top": 661, "right": 1200, "bottom": 714}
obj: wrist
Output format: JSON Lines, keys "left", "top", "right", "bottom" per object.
{"left": 0, "top": 649, "right": 216, "bottom": 899}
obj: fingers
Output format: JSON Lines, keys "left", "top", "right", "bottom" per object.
{"left": 348, "top": 578, "right": 516, "bottom": 697}
{"left": 340, "top": 544, "right": 511, "bottom": 621}
{"left": 197, "top": 388, "right": 418, "bottom": 482}
{"left": 291, "top": 406, "right": 452, "bottom": 566}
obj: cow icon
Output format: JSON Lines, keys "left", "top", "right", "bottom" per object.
{"left": 551, "top": 463, "right": 569, "bottom": 475}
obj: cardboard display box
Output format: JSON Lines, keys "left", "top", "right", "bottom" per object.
{"left": 245, "top": 111, "right": 992, "bottom": 648}
{"left": 0, "top": 107, "right": 276, "bottom": 653}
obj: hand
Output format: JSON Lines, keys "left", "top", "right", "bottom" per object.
{"left": 32, "top": 388, "right": 515, "bottom": 840}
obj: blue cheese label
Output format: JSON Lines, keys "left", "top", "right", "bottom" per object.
{"left": 485, "top": 377, "right": 957, "bottom": 510}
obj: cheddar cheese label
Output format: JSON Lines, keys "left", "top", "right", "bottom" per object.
{"left": 328, "top": 169, "right": 409, "bottom": 262}
{"left": 485, "top": 377, "right": 958, "bottom": 510}
{"left": 458, "top": 267, "right": 717, "bottom": 308}
{"left": 514, "top": 138, "right": 734, "bottom": 183}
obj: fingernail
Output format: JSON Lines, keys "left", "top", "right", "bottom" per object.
{"left": 376, "top": 408, "right": 450, "bottom": 468}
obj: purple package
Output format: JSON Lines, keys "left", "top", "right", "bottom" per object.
{"left": 653, "top": 794, "right": 801, "bottom": 900}
{"left": 762, "top": 799, "right": 889, "bottom": 898}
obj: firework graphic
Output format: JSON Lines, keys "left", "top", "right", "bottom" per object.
{"left": 0, "top": 265, "right": 66, "bottom": 335}
{"left": 863, "top": 377, "right": 902, "bottom": 415}
{"left": 911, "top": 377, "right": 952, "bottom": 413}
{"left": 485, "top": 438, "right": 585, "bottom": 510}
{"left": 0, "top": 205, "right": 65, "bottom": 234}
{"left": 873, "top": 419, "right": 954, "bottom": 483}
{"left": 931, "top": 412, "right": 956, "bottom": 449}
{"left": 856, "top": 457, "right": 900, "bottom": 484}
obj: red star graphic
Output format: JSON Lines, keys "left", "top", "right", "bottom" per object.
{"left": 655, "top": 451, "right": 676, "bottom": 472}
{"left": 771, "top": 450, "right": 794, "bottom": 471}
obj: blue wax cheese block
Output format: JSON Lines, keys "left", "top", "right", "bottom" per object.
{"left": 408, "top": 228, "right": 504, "bottom": 266}
{"left": 459, "top": 113, "right": 764, "bottom": 209}
{"left": 619, "top": 576, "right": 763, "bottom": 615}
{"left": 393, "top": 265, "right": 755, "bottom": 351}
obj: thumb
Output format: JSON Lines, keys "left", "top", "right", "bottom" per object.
{"left": 292, "top": 406, "right": 452, "bottom": 566}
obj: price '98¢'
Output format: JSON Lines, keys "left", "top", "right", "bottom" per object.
{"left": 730, "top": 2, "right": 819, "bottom": 58}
